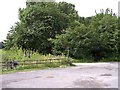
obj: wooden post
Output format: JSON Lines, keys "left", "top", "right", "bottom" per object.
{"left": 66, "top": 47, "right": 70, "bottom": 65}
{"left": 36, "top": 60, "right": 38, "bottom": 67}
{"left": 23, "top": 61, "right": 25, "bottom": 68}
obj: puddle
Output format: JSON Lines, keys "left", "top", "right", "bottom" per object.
{"left": 46, "top": 76, "right": 54, "bottom": 78}
{"left": 100, "top": 74, "right": 112, "bottom": 76}
{"left": 73, "top": 78, "right": 102, "bottom": 88}
{"left": 34, "top": 76, "right": 42, "bottom": 78}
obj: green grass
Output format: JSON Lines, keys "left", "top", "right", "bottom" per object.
{"left": 99, "top": 58, "right": 120, "bottom": 62}
{"left": 72, "top": 57, "right": 120, "bottom": 63}
{"left": 1, "top": 49, "right": 66, "bottom": 61}
{"left": 1, "top": 49, "right": 119, "bottom": 74}
{"left": 72, "top": 58, "right": 95, "bottom": 63}
{"left": 0, "top": 49, "right": 2, "bottom": 60}
{"left": 1, "top": 63, "right": 68, "bottom": 74}
{"left": 0, "top": 49, "right": 69, "bottom": 74}
{"left": 0, "top": 49, "right": 2, "bottom": 53}
{"left": 1, "top": 65, "right": 47, "bottom": 74}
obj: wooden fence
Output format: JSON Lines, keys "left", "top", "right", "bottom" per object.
{"left": 0, "top": 58, "right": 67, "bottom": 71}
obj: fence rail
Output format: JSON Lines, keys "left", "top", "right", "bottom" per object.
{"left": 0, "top": 58, "right": 66, "bottom": 71}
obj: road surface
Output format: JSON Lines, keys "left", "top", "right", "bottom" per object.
{"left": 0, "top": 62, "right": 119, "bottom": 88}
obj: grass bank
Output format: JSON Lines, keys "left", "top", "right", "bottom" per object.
{"left": 1, "top": 49, "right": 119, "bottom": 74}
{"left": 0, "top": 49, "right": 71, "bottom": 74}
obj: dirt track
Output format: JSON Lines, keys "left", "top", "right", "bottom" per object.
{"left": 0, "top": 62, "right": 118, "bottom": 88}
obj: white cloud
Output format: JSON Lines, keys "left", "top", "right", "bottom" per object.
{"left": 56, "top": 0, "right": 119, "bottom": 17}
{"left": 0, "top": 0, "right": 26, "bottom": 42}
{"left": 0, "top": 0, "right": 119, "bottom": 42}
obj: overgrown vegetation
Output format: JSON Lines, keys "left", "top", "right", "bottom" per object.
{"left": 2, "top": 1, "right": 120, "bottom": 65}
{"left": 1, "top": 49, "right": 72, "bottom": 74}
{"left": 1, "top": 49, "right": 66, "bottom": 61}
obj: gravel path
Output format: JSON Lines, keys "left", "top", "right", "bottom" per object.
{"left": 0, "top": 62, "right": 118, "bottom": 88}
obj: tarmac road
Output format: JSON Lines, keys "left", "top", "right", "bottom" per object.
{"left": 0, "top": 62, "right": 118, "bottom": 88}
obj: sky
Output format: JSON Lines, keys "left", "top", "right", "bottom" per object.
{"left": 0, "top": 0, "right": 119, "bottom": 42}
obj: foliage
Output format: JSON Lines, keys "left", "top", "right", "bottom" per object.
{"left": 51, "top": 9, "right": 120, "bottom": 61}
{"left": 1, "top": 49, "right": 66, "bottom": 61}
{"left": 4, "top": 1, "right": 78, "bottom": 55}
{"left": 3, "top": 0, "right": 120, "bottom": 62}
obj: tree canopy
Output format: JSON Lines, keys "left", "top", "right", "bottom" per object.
{"left": 4, "top": 1, "right": 120, "bottom": 61}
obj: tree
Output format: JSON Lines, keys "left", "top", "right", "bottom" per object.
{"left": 5, "top": 1, "right": 78, "bottom": 55}
{"left": 51, "top": 22, "right": 90, "bottom": 58}
{"left": 51, "top": 9, "right": 119, "bottom": 61}
{"left": 88, "top": 9, "right": 118, "bottom": 60}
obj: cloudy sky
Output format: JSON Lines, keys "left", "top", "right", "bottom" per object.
{"left": 0, "top": 0, "right": 119, "bottom": 42}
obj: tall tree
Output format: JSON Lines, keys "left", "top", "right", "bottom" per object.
{"left": 5, "top": 1, "right": 79, "bottom": 55}
{"left": 51, "top": 9, "right": 119, "bottom": 60}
